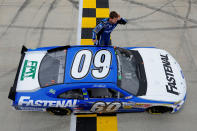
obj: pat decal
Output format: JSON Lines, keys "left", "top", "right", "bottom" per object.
{"left": 21, "top": 60, "right": 38, "bottom": 80}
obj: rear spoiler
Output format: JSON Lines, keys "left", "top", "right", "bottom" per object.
{"left": 8, "top": 46, "right": 27, "bottom": 101}
{"left": 47, "top": 45, "right": 70, "bottom": 53}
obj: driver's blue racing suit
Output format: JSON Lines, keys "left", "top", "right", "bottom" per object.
{"left": 92, "top": 18, "right": 127, "bottom": 46}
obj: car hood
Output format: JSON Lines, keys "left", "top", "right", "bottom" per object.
{"left": 133, "top": 48, "right": 186, "bottom": 102}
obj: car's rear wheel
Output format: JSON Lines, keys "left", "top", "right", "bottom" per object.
{"left": 46, "top": 108, "right": 72, "bottom": 115}
{"left": 147, "top": 106, "right": 172, "bottom": 114}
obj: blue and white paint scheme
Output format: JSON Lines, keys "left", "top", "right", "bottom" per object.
{"left": 8, "top": 45, "right": 187, "bottom": 114}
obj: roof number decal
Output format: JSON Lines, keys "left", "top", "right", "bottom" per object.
{"left": 71, "top": 49, "right": 112, "bottom": 79}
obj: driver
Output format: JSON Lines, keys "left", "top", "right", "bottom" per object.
{"left": 92, "top": 11, "right": 127, "bottom": 46}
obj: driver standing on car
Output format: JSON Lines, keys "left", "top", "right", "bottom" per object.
{"left": 92, "top": 11, "right": 127, "bottom": 46}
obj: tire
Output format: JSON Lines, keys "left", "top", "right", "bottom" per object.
{"left": 147, "top": 106, "right": 172, "bottom": 114}
{"left": 46, "top": 108, "right": 72, "bottom": 115}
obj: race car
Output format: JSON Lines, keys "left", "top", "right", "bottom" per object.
{"left": 8, "top": 45, "right": 186, "bottom": 115}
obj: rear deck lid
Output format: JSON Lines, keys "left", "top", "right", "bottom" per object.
{"left": 16, "top": 51, "right": 46, "bottom": 92}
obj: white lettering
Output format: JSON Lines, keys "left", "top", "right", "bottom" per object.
{"left": 18, "top": 96, "right": 77, "bottom": 108}
{"left": 35, "top": 100, "right": 43, "bottom": 106}
{"left": 26, "top": 100, "right": 34, "bottom": 106}
{"left": 18, "top": 96, "right": 30, "bottom": 106}
{"left": 42, "top": 100, "right": 49, "bottom": 106}
{"left": 56, "top": 101, "right": 66, "bottom": 107}
{"left": 48, "top": 101, "right": 56, "bottom": 107}
{"left": 64, "top": 100, "right": 72, "bottom": 107}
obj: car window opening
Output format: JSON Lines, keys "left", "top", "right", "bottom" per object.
{"left": 39, "top": 50, "right": 66, "bottom": 87}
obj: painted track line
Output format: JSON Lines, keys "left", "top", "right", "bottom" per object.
{"left": 77, "top": 0, "right": 83, "bottom": 45}
{"left": 72, "top": 0, "right": 118, "bottom": 131}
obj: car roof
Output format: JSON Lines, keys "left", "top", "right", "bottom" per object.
{"left": 64, "top": 46, "right": 118, "bottom": 84}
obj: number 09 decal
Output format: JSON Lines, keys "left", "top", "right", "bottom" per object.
{"left": 71, "top": 49, "right": 112, "bottom": 79}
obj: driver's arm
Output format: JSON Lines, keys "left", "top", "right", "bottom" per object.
{"left": 117, "top": 18, "right": 127, "bottom": 25}
{"left": 92, "top": 22, "right": 105, "bottom": 41}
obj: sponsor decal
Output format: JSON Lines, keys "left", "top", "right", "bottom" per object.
{"left": 134, "top": 103, "right": 151, "bottom": 108}
{"left": 92, "top": 84, "right": 106, "bottom": 88}
{"left": 125, "top": 96, "right": 133, "bottom": 99}
{"left": 18, "top": 96, "right": 77, "bottom": 108}
{"left": 90, "top": 101, "right": 121, "bottom": 113}
{"left": 122, "top": 102, "right": 135, "bottom": 109}
{"left": 123, "top": 105, "right": 132, "bottom": 109}
{"left": 15, "top": 106, "right": 45, "bottom": 111}
{"left": 49, "top": 89, "right": 56, "bottom": 94}
{"left": 20, "top": 60, "right": 38, "bottom": 80}
{"left": 160, "top": 54, "right": 179, "bottom": 95}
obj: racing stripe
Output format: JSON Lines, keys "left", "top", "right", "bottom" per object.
{"left": 81, "top": 0, "right": 110, "bottom": 45}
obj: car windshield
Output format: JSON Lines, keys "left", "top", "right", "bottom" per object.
{"left": 115, "top": 47, "right": 140, "bottom": 95}
{"left": 39, "top": 50, "right": 66, "bottom": 87}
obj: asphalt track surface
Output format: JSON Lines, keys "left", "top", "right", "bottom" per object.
{"left": 0, "top": 0, "right": 197, "bottom": 131}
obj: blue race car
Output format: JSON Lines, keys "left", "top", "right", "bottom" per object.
{"left": 8, "top": 45, "right": 186, "bottom": 115}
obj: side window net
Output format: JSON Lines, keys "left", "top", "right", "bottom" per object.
{"left": 58, "top": 89, "right": 83, "bottom": 99}
{"left": 87, "top": 88, "right": 124, "bottom": 98}
{"left": 39, "top": 50, "right": 66, "bottom": 87}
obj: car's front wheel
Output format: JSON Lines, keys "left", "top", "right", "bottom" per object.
{"left": 147, "top": 106, "right": 172, "bottom": 114}
{"left": 46, "top": 108, "right": 72, "bottom": 115}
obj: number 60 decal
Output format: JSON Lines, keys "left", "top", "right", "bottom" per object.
{"left": 71, "top": 49, "right": 112, "bottom": 79}
{"left": 90, "top": 101, "right": 122, "bottom": 113}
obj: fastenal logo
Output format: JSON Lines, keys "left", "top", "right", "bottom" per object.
{"left": 20, "top": 60, "right": 38, "bottom": 80}
{"left": 160, "top": 54, "right": 179, "bottom": 95}
{"left": 18, "top": 96, "right": 77, "bottom": 108}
